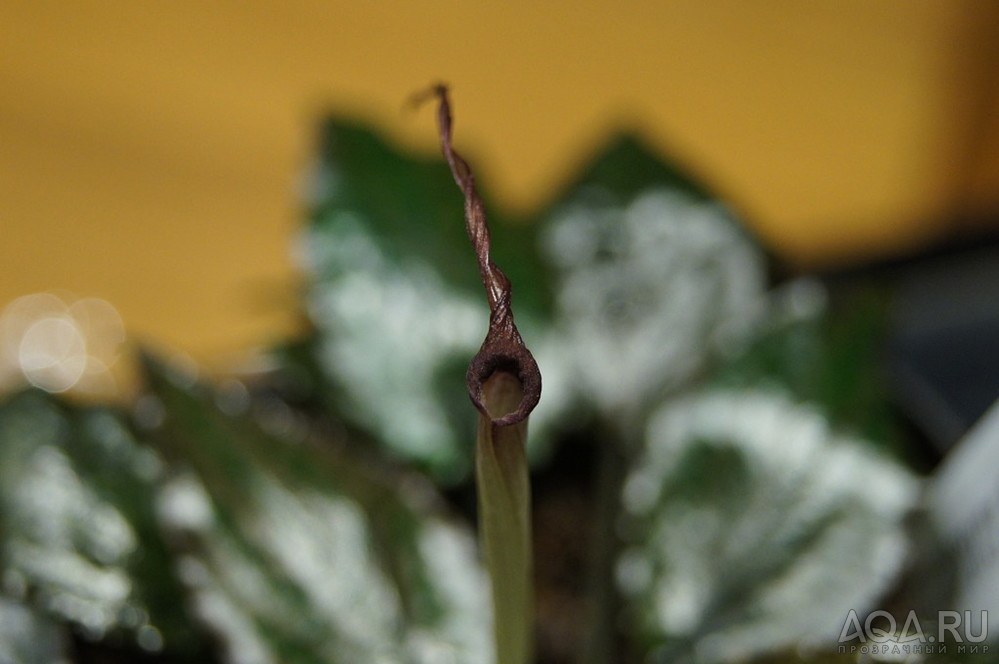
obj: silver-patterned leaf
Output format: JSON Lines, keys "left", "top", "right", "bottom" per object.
{"left": 619, "top": 388, "right": 918, "bottom": 662}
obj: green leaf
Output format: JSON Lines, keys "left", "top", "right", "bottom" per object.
{"left": 307, "top": 121, "right": 478, "bottom": 298}
{"left": 0, "top": 597, "right": 69, "bottom": 664}
{"left": 543, "top": 133, "right": 716, "bottom": 210}
{"left": 618, "top": 388, "right": 918, "bottom": 662}
{"left": 0, "top": 389, "right": 206, "bottom": 658}
{"left": 532, "top": 135, "right": 769, "bottom": 426}
{"left": 139, "top": 354, "right": 492, "bottom": 664}
{"left": 712, "top": 281, "right": 904, "bottom": 453}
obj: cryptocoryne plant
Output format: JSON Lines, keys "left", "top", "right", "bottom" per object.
{"left": 429, "top": 84, "right": 541, "bottom": 664}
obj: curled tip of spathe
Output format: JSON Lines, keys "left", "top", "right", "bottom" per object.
{"left": 467, "top": 330, "right": 542, "bottom": 427}
{"left": 427, "top": 82, "right": 542, "bottom": 428}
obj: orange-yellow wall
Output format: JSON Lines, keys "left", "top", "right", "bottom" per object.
{"left": 1, "top": 1, "right": 997, "bottom": 370}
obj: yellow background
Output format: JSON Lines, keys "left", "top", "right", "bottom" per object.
{"left": 2, "top": 1, "right": 998, "bottom": 370}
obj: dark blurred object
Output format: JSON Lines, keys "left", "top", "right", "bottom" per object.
{"left": 823, "top": 227, "right": 999, "bottom": 455}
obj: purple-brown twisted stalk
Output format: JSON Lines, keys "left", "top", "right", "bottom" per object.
{"left": 430, "top": 84, "right": 541, "bottom": 426}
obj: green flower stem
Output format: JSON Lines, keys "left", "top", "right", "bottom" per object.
{"left": 476, "top": 370, "right": 533, "bottom": 664}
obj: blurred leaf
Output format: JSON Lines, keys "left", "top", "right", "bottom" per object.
{"left": 306, "top": 122, "right": 475, "bottom": 298}
{"left": 140, "top": 354, "right": 492, "bottom": 664}
{"left": 532, "top": 135, "right": 769, "bottom": 428}
{"left": 543, "top": 133, "right": 715, "bottom": 211}
{"left": 0, "top": 389, "right": 206, "bottom": 659}
{"left": 618, "top": 388, "right": 918, "bottom": 663}
{"left": 0, "top": 597, "right": 69, "bottom": 664}
{"left": 305, "top": 121, "right": 551, "bottom": 315}
{"left": 509, "top": 134, "right": 780, "bottom": 664}
{"left": 712, "top": 282, "right": 903, "bottom": 452}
